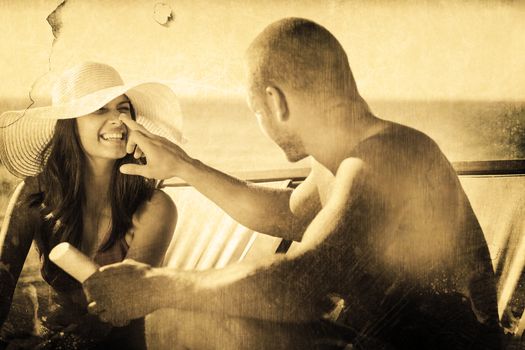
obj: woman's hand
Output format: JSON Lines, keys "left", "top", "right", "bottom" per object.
{"left": 119, "top": 115, "right": 193, "bottom": 180}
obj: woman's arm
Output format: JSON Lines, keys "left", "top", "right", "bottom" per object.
{"left": 124, "top": 189, "right": 177, "bottom": 267}
{"left": 0, "top": 181, "right": 36, "bottom": 326}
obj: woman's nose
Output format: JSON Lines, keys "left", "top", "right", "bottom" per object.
{"left": 108, "top": 111, "right": 123, "bottom": 125}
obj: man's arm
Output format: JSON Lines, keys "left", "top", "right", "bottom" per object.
{"left": 120, "top": 115, "right": 319, "bottom": 240}
{"left": 175, "top": 159, "right": 320, "bottom": 240}
{"left": 84, "top": 158, "right": 367, "bottom": 324}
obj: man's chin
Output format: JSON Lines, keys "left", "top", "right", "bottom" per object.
{"left": 283, "top": 151, "right": 307, "bottom": 163}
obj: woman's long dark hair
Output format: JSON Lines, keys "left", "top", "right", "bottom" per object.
{"left": 29, "top": 103, "right": 155, "bottom": 258}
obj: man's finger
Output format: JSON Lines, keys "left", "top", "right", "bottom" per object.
{"left": 120, "top": 115, "right": 154, "bottom": 136}
{"left": 120, "top": 163, "right": 150, "bottom": 177}
{"left": 111, "top": 319, "right": 131, "bottom": 328}
{"left": 98, "top": 311, "right": 111, "bottom": 324}
{"left": 134, "top": 147, "right": 144, "bottom": 159}
{"left": 87, "top": 301, "right": 105, "bottom": 315}
{"left": 126, "top": 131, "right": 139, "bottom": 154}
{"left": 97, "top": 310, "right": 129, "bottom": 327}
{"left": 126, "top": 130, "right": 156, "bottom": 155}
{"left": 98, "top": 260, "right": 131, "bottom": 273}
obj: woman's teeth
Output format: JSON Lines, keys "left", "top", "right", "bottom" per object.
{"left": 101, "top": 133, "right": 124, "bottom": 141}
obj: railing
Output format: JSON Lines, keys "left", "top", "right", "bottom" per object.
{"left": 162, "top": 159, "right": 525, "bottom": 187}
{"left": 454, "top": 159, "right": 525, "bottom": 176}
{"left": 1, "top": 160, "right": 523, "bottom": 224}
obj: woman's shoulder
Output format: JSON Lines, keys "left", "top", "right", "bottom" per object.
{"left": 132, "top": 189, "right": 177, "bottom": 228}
{"left": 148, "top": 189, "right": 177, "bottom": 216}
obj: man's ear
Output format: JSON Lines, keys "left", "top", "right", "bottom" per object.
{"left": 265, "top": 86, "right": 289, "bottom": 122}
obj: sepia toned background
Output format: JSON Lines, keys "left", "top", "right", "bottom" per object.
{"left": 1, "top": 0, "right": 524, "bottom": 178}
{"left": 1, "top": 1, "right": 523, "bottom": 208}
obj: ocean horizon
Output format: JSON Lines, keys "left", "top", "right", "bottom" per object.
{"left": 1, "top": 98, "right": 524, "bottom": 224}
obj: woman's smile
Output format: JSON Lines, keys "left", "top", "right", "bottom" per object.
{"left": 100, "top": 131, "right": 127, "bottom": 142}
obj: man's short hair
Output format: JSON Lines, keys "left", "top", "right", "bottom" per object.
{"left": 246, "top": 18, "right": 358, "bottom": 98}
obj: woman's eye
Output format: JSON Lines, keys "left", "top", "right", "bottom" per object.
{"left": 95, "top": 108, "right": 108, "bottom": 115}
{"left": 118, "top": 108, "right": 130, "bottom": 113}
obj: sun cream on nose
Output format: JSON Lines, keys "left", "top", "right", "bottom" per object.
{"left": 49, "top": 242, "right": 99, "bottom": 283}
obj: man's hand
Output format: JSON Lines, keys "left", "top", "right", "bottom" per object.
{"left": 83, "top": 259, "right": 161, "bottom": 326}
{"left": 120, "top": 115, "right": 192, "bottom": 180}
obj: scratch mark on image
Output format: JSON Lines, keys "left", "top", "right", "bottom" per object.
{"left": 153, "top": 3, "right": 174, "bottom": 27}
{"left": 1, "top": 1, "right": 64, "bottom": 130}
{"left": 46, "top": 0, "right": 66, "bottom": 39}
{"left": 23, "top": 0, "right": 65, "bottom": 119}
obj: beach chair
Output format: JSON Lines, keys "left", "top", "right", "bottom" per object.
{"left": 460, "top": 171, "right": 525, "bottom": 347}
{"left": 145, "top": 180, "right": 293, "bottom": 349}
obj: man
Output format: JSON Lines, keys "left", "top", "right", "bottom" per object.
{"left": 83, "top": 18, "right": 502, "bottom": 349}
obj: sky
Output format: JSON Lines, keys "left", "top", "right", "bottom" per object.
{"left": 0, "top": 0, "right": 524, "bottom": 105}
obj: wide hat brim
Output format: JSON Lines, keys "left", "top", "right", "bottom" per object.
{"left": 0, "top": 81, "right": 184, "bottom": 178}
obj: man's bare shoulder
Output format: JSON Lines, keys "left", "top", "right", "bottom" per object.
{"left": 356, "top": 122, "right": 439, "bottom": 158}
{"left": 352, "top": 122, "right": 450, "bottom": 181}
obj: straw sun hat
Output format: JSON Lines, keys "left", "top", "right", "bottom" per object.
{"left": 0, "top": 62, "right": 184, "bottom": 178}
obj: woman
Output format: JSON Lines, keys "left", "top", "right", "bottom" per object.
{"left": 0, "top": 62, "right": 181, "bottom": 349}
